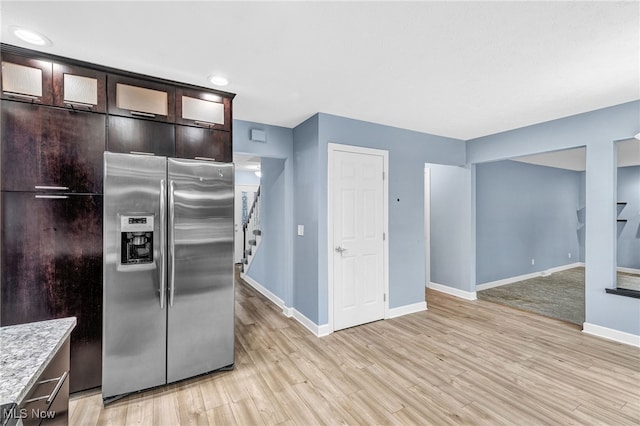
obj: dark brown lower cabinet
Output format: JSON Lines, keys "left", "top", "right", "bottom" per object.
{"left": 20, "top": 337, "right": 70, "bottom": 426}
{"left": 1, "top": 192, "right": 102, "bottom": 393}
{"left": 176, "top": 125, "right": 231, "bottom": 162}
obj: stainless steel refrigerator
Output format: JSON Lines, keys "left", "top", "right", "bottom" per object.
{"left": 102, "top": 152, "right": 234, "bottom": 401}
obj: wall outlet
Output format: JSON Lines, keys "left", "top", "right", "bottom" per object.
{"left": 531, "top": 258, "right": 535, "bottom": 265}
{"left": 568, "top": 252, "right": 572, "bottom": 259}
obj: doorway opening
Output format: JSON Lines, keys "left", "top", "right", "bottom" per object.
{"left": 474, "top": 147, "right": 586, "bottom": 325}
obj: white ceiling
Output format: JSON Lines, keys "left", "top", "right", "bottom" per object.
{"left": 511, "top": 138, "right": 640, "bottom": 171}
{"left": 233, "top": 154, "right": 261, "bottom": 172}
{"left": 1, "top": 1, "right": 638, "bottom": 140}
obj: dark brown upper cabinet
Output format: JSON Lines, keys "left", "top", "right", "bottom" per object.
{"left": 1, "top": 101, "right": 106, "bottom": 194}
{"left": 107, "top": 115, "right": 175, "bottom": 157}
{"left": 0, "top": 52, "right": 53, "bottom": 105}
{"left": 176, "top": 87, "right": 231, "bottom": 132}
{"left": 108, "top": 74, "right": 175, "bottom": 122}
{"left": 53, "top": 63, "right": 106, "bottom": 113}
{"left": 175, "top": 125, "right": 231, "bottom": 162}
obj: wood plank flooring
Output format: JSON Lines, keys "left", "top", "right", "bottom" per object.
{"left": 70, "top": 272, "right": 640, "bottom": 425}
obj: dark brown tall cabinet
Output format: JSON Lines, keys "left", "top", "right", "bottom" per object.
{"left": 0, "top": 44, "right": 234, "bottom": 393}
{"left": 1, "top": 64, "right": 106, "bottom": 392}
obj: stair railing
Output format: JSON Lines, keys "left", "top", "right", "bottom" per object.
{"left": 242, "top": 187, "right": 261, "bottom": 270}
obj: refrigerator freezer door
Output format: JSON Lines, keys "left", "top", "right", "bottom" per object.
{"left": 166, "top": 159, "right": 234, "bottom": 383}
{"left": 103, "top": 152, "right": 167, "bottom": 399}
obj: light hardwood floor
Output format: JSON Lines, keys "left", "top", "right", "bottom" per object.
{"left": 70, "top": 272, "right": 640, "bottom": 425}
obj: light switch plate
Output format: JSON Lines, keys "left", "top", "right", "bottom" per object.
{"left": 297, "top": 225, "right": 304, "bottom": 236}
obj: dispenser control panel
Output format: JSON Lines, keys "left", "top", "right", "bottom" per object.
{"left": 120, "top": 214, "right": 154, "bottom": 265}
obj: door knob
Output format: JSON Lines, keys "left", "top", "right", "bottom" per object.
{"left": 335, "top": 246, "right": 347, "bottom": 253}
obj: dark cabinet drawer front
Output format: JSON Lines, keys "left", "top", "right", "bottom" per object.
{"left": 1, "top": 102, "right": 105, "bottom": 193}
{"left": 107, "top": 115, "right": 175, "bottom": 157}
{"left": 176, "top": 125, "right": 231, "bottom": 162}
{"left": 20, "top": 338, "right": 70, "bottom": 426}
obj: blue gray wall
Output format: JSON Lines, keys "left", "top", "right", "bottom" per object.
{"left": 236, "top": 101, "right": 639, "bottom": 337}
{"left": 427, "top": 163, "right": 474, "bottom": 292}
{"left": 476, "top": 160, "right": 582, "bottom": 284}
{"left": 315, "top": 113, "right": 466, "bottom": 324}
{"left": 233, "top": 120, "right": 294, "bottom": 306}
{"left": 292, "top": 115, "right": 320, "bottom": 323}
{"left": 617, "top": 165, "right": 640, "bottom": 269}
{"left": 246, "top": 158, "right": 287, "bottom": 298}
{"left": 468, "top": 100, "right": 640, "bottom": 335}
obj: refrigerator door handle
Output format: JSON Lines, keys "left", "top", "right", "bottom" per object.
{"left": 159, "top": 179, "right": 166, "bottom": 309}
{"left": 169, "top": 180, "right": 176, "bottom": 307}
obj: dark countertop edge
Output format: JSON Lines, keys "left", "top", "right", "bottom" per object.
{"left": 605, "top": 288, "right": 640, "bottom": 299}
{"left": 0, "top": 317, "right": 76, "bottom": 407}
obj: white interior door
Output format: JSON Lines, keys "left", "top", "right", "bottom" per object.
{"left": 234, "top": 185, "right": 258, "bottom": 263}
{"left": 331, "top": 147, "right": 386, "bottom": 331}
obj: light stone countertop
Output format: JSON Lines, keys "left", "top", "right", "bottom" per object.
{"left": 0, "top": 317, "right": 76, "bottom": 407}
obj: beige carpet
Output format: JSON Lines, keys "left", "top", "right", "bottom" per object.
{"left": 478, "top": 267, "right": 640, "bottom": 325}
{"left": 478, "top": 267, "right": 586, "bottom": 325}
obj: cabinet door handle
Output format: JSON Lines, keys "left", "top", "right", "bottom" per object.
{"left": 3, "top": 92, "right": 41, "bottom": 102}
{"left": 130, "top": 111, "right": 156, "bottom": 118}
{"left": 194, "top": 157, "right": 216, "bottom": 162}
{"left": 169, "top": 180, "right": 176, "bottom": 307}
{"left": 159, "top": 179, "right": 166, "bottom": 309}
{"left": 64, "top": 101, "right": 94, "bottom": 111}
{"left": 35, "top": 195, "right": 69, "bottom": 199}
{"left": 46, "top": 371, "right": 68, "bottom": 405}
{"left": 35, "top": 185, "right": 69, "bottom": 191}
{"left": 194, "top": 120, "right": 215, "bottom": 128}
{"left": 23, "top": 371, "right": 68, "bottom": 404}
{"left": 129, "top": 151, "right": 155, "bottom": 156}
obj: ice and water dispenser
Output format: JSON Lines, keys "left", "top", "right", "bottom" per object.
{"left": 120, "top": 215, "right": 154, "bottom": 265}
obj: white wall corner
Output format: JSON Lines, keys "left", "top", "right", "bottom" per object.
{"left": 388, "top": 301, "right": 427, "bottom": 319}
{"left": 317, "top": 323, "right": 332, "bottom": 337}
{"left": 282, "top": 306, "right": 294, "bottom": 318}
{"left": 583, "top": 322, "right": 640, "bottom": 348}
{"left": 292, "top": 309, "right": 332, "bottom": 337}
{"left": 428, "top": 282, "right": 477, "bottom": 301}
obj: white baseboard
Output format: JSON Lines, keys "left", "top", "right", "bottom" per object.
{"left": 476, "top": 262, "right": 584, "bottom": 291}
{"left": 292, "top": 309, "right": 331, "bottom": 337}
{"left": 240, "top": 273, "right": 288, "bottom": 315}
{"left": 240, "top": 273, "right": 328, "bottom": 336}
{"left": 317, "top": 323, "right": 332, "bottom": 337}
{"left": 582, "top": 322, "right": 640, "bottom": 348}
{"left": 617, "top": 266, "right": 640, "bottom": 275}
{"left": 429, "top": 282, "right": 477, "bottom": 301}
{"left": 388, "top": 301, "right": 427, "bottom": 318}
{"left": 282, "top": 306, "right": 294, "bottom": 318}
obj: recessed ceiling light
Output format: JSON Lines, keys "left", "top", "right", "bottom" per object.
{"left": 208, "top": 75, "right": 229, "bottom": 87}
{"left": 11, "top": 26, "right": 52, "bottom": 46}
